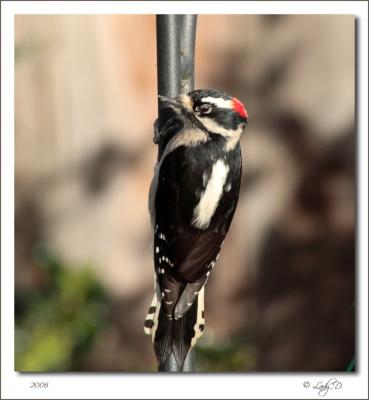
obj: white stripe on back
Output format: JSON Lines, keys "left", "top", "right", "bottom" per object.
{"left": 192, "top": 159, "right": 229, "bottom": 229}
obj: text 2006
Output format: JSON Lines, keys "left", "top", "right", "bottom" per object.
{"left": 30, "top": 382, "right": 48, "bottom": 388}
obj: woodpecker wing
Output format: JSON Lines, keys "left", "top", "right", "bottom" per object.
{"left": 153, "top": 141, "right": 241, "bottom": 314}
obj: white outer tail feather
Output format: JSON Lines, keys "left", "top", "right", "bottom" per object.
{"left": 144, "top": 287, "right": 206, "bottom": 347}
{"left": 191, "top": 286, "right": 205, "bottom": 348}
{"left": 144, "top": 292, "right": 161, "bottom": 341}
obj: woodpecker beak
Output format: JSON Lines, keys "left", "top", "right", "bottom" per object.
{"left": 158, "top": 95, "right": 182, "bottom": 110}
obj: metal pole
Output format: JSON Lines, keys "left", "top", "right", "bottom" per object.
{"left": 155, "top": 14, "right": 197, "bottom": 372}
{"left": 179, "top": 15, "right": 197, "bottom": 373}
{"left": 179, "top": 15, "right": 197, "bottom": 94}
{"left": 156, "top": 15, "right": 181, "bottom": 131}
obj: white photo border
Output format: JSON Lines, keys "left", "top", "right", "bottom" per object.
{"left": 1, "top": 1, "right": 368, "bottom": 399}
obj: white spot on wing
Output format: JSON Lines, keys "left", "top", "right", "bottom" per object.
{"left": 159, "top": 233, "right": 167, "bottom": 241}
{"left": 156, "top": 247, "right": 159, "bottom": 254}
{"left": 192, "top": 160, "right": 229, "bottom": 229}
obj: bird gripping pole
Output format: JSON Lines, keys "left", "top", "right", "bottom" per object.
{"left": 156, "top": 14, "right": 197, "bottom": 372}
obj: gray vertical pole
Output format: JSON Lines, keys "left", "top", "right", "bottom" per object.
{"left": 179, "top": 15, "right": 197, "bottom": 94}
{"left": 156, "top": 15, "right": 181, "bottom": 131}
{"left": 178, "top": 14, "right": 197, "bottom": 373}
{"left": 156, "top": 14, "right": 197, "bottom": 372}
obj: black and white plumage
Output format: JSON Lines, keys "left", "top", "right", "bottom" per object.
{"left": 144, "top": 89, "right": 248, "bottom": 370}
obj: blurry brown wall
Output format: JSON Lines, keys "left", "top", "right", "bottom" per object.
{"left": 15, "top": 15, "right": 355, "bottom": 371}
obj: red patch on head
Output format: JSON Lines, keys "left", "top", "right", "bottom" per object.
{"left": 232, "top": 97, "right": 248, "bottom": 119}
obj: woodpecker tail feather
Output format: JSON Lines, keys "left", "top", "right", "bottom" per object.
{"left": 144, "top": 287, "right": 205, "bottom": 371}
{"left": 144, "top": 292, "right": 161, "bottom": 338}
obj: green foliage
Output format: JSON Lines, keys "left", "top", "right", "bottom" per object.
{"left": 197, "top": 338, "right": 256, "bottom": 372}
{"left": 15, "top": 246, "right": 109, "bottom": 371}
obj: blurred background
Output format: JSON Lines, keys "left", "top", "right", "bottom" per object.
{"left": 15, "top": 15, "right": 355, "bottom": 372}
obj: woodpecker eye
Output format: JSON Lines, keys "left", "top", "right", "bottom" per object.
{"left": 195, "top": 103, "right": 212, "bottom": 115}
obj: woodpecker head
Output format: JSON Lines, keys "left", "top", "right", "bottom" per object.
{"left": 159, "top": 89, "right": 248, "bottom": 137}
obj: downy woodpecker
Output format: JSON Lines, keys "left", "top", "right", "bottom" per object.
{"left": 145, "top": 89, "right": 248, "bottom": 370}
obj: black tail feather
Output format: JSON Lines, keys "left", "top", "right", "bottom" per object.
{"left": 154, "top": 306, "right": 174, "bottom": 368}
{"left": 154, "top": 298, "right": 198, "bottom": 371}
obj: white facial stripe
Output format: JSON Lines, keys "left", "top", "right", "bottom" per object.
{"left": 201, "top": 97, "right": 233, "bottom": 109}
{"left": 224, "top": 128, "right": 242, "bottom": 151}
{"left": 199, "top": 116, "right": 232, "bottom": 136}
{"left": 192, "top": 160, "right": 229, "bottom": 229}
